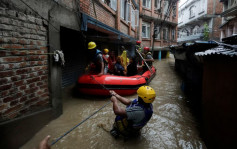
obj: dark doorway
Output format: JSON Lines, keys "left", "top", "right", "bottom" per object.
{"left": 60, "top": 27, "right": 87, "bottom": 87}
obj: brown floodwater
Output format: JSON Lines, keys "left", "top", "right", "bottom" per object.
{"left": 21, "top": 56, "right": 206, "bottom": 149}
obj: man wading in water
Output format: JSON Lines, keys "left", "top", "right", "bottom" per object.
{"left": 109, "top": 86, "right": 156, "bottom": 138}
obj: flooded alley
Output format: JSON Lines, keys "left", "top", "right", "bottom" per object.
{"left": 21, "top": 56, "right": 206, "bottom": 149}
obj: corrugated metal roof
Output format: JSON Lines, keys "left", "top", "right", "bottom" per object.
{"left": 195, "top": 45, "right": 237, "bottom": 57}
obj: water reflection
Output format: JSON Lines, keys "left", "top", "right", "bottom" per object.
{"left": 22, "top": 56, "right": 206, "bottom": 149}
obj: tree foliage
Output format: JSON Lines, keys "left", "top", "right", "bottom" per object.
{"left": 203, "top": 23, "right": 209, "bottom": 41}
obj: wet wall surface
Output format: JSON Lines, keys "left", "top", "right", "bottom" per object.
{"left": 21, "top": 56, "right": 206, "bottom": 149}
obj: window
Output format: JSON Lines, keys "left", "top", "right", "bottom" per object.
{"left": 163, "top": 28, "right": 168, "bottom": 40}
{"left": 154, "top": 27, "right": 160, "bottom": 39}
{"left": 121, "top": 0, "right": 125, "bottom": 19}
{"left": 101, "top": 0, "right": 117, "bottom": 11}
{"left": 163, "top": 0, "right": 169, "bottom": 16}
{"left": 131, "top": 8, "right": 139, "bottom": 28}
{"left": 193, "top": 25, "right": 200, "bottom": 35}
{"left": 189, "top": 6, "right": 195, "bottom": 18}
{"left": 172, "top": 29, "right": 175, "bottom": 40}
{"left": 229, "top": 0, "right": 236, "bottom": 8}
{"left": 181, "top": 10, "right": 184, "bottom": 20}
{"left": 142, "top": 22, "right": 151, "bottom": 38}
{"left": 120, "top": 0, "right": 130, "bottom": 22}
{"left": 110, "top": 0, "right": 117, "bottom": 11}
{"left": 143, "top": 0, "right": 151, "bottom": 9}
{"left": 172, "top": 3, "right": 177, "bottom": 17}
{"left": 155, "top": 0, "right": 161, "bottom": 12}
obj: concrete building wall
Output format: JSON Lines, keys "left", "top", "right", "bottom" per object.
{"left": 179, "top": 0, "right": 208, "bottom": 26}
{"left": 178, "top": 0, "right": 223, "bottom": 43}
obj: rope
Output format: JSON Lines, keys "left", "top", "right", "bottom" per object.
{"left": 50, "top": 100, "right": 111, "bottom": 146}
{"left": 50, "top": 76, "right": 112, "bottom": 146}
{"left": 90, "top": 76, "right": 110, "bottom": 91}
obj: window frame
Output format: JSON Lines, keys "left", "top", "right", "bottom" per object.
{"left": 142, "top": 22, "right": 151, "bottom": 38}
{"left": 189, "top": 6, "right": 195, "bottom": 18}
{"left": 120, "top": 0, "right": 130, "bottom": 22}
{"left": 163, "top": 0, "right": 169, "bottom": 16}
{"left": 154, "top": 27, "right": 161, "bottom": 40}
{"left": 172, "top": 29, "right": 175, "bottom": 40}
{"left": 155, "top": 0, "right": 161, "bottom": 10}
{"left": 143, "top": 0, "right": 151, "bottom": 9}
{"left": 163, "top": 28, "right": 169, "bottom": 40}
{"left": 131, "top": 8, "right": 139, "bottom": 28}
{"left": 101, "top": 0, "right": 117, "bottom": 11}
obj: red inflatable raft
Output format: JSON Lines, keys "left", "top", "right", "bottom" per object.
{"left": 77, "top": 66, "right": 156, "bottom": 96}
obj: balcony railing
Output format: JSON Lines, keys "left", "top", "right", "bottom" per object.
{"left": 177, "top": 33, "right": 204, "bottom": 42}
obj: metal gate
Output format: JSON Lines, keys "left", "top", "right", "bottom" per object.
{"left": 60, "top": 27, "right": 87, "bottom": 88}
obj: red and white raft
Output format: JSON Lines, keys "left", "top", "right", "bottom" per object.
{"left": 77, "top": 66, "right": 156, "bottom": 96}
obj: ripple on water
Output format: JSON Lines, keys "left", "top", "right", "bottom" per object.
{"left": 157, "top": 103, "right": 183, "bottom": 121}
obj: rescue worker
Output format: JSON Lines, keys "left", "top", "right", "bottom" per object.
{"left": 102, "top": 48, "right": 110, "bottom": 74}
{"left": 109, "top": 85, "right": 156, "bottom": 138}
{"left": 142, "top": 47, "right": 154, "bottom": 72}
{"left": 87, "top": 41, "right": 104, "bottom": 76}
{"left": 135, "top": 40, "right": 142, "bottom": 65}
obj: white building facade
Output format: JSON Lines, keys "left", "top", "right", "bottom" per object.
{"left": 178, "top": 0, "right": 223, "bottom": 43}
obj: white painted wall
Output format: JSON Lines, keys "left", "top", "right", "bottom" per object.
{"left": 178, "top": 0, "right": 207, "bottom": 27}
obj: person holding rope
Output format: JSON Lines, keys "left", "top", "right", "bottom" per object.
{"left": 141, "top": 47, "right": 154, "bottom": 72}
{"left": 109, "top": 86, "right": 156, "bottom": 138}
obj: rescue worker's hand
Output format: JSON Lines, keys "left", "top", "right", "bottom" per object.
{"left": 38, "top": 135, "right": 51, "bottom": 149}
{"left": 110, "top": 90, "right": 117, "bottom": 96}
{"left": 110, "top": 95, "right": 117, "bottom": 103}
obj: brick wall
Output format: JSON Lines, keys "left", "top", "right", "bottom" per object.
{"left": 80, "top": 0, "right": 116, "bottom": 29}
{"left": 212, "top": 17, "right": 222, "bottom": 40}
{"left": 207, "top": 0, "right": 213, "bottom": 14}
{"left": 0, "top": 7, "right": 50, "bottom": 122}
{"left": 120, "top": 21, "right": 129, "bottom": 35}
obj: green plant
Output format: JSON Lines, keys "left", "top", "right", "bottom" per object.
{"left": 203, "top": 23, "right": 209, "bottom": 41}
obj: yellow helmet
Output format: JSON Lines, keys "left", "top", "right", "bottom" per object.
{"left": 104, "top": 49, "right": 109, "bottom": 54}
{"left": 137, "top": 86, "right": 156, "bottom": 103}
{"left": 88, "top": 42, "right": 96, "bottom": 49}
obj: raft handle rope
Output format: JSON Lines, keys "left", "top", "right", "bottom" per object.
{"left": 50, "top": 76, "right": 112, "bottom": 146}
{"left": 90, "top": 75, "right": 110, "bottom": 92}
{"left": 135, "top": 49, "right": 153, "bottom": 73}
